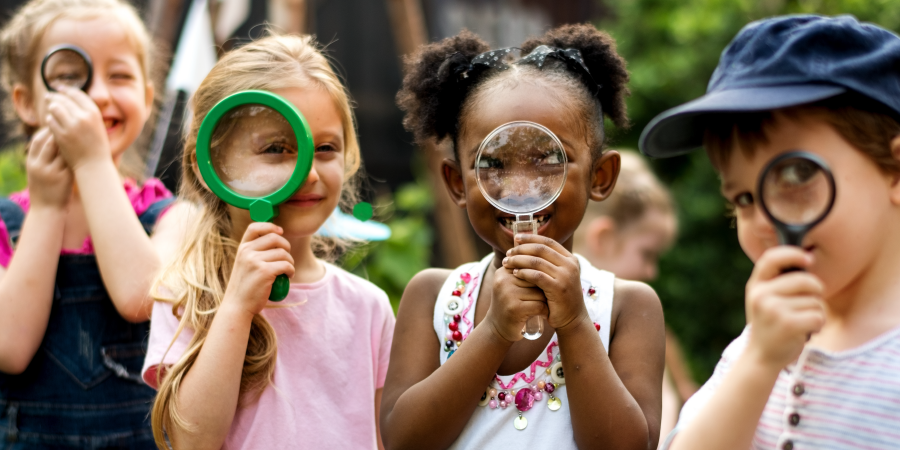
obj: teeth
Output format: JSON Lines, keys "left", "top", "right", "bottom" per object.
{"left": 500, "top": 215, "right": 549, "bottom": 229}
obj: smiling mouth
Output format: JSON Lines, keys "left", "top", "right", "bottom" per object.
{"left": 104, "top": 119, "right": 119, "bottom": 130}
{"left": 499, "top": 214, "right": 549, "bottom": 230}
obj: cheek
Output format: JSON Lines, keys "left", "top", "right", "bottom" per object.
{"left": 317, "top": 157, "right": 345, "bottom": 194}
{"left": 736, "top": 219, "right": 765, "bottom": 263}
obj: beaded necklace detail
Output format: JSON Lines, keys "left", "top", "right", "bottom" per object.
{"left": 442, "top": 270, "right": 602, "bottom": 430}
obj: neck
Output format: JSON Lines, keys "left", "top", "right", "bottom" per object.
{"left": 287, "top": 234, "right": 326, "bottom": 284}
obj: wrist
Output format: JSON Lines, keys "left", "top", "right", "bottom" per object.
{"left": 743, "top": 341, "right": 788, "bottom": 375}
{"left": 555, "top": 310, "right": 592, "bottom": 338}
{"left": 217, "top": 300, "right": 258, "bottom": 325}
{"left": 70, "top": 156, "right": 115, "bottom": 177}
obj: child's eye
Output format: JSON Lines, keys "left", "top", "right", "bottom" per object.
{"left": 110, "top": 73, "right": 135, "bottom": 80}
{"left": 261, "top": 142, "right": 296, "bottom": 154}
{"left": 316, "top": 144, "right": 337, "bottom": 153}
{"left": 539, "top": 150, "right": 563, "bottom": 165}
{"left": 733, "top": 192, "right": 753, "bottom": 207}
{"left": 477, "top": 157, "right": 502, "bottom": 169}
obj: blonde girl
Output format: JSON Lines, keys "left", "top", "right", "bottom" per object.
{"left": 141, "top": 34, "right": 395, "bottom": 449}
{"left": 0, "top": 0, "right": 171, "bottom": 447}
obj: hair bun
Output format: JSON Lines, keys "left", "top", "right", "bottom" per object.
{"left": 397, "top": 30, "right": 490, "bottom": 144}
{"left": 521, "top": 24, "right": 630, "bottom": 129}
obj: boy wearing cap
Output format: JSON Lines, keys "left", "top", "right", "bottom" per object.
{"left": 640, "top": 15, "right": 900, "bottom": 450}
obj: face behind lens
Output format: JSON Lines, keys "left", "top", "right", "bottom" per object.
{"left": 209, "top": 104, "right": 299, "bottom": 198}
{"left": 476, "top": 123, "right": 567, "bottom": 214}
{"left": 42, "top": 46, "right": 92, "bottom": 92}
{"left": 761, "top": 156, "right": 834, "bottom": 226}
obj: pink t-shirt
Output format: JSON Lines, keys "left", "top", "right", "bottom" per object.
{"left": 141, "top": 262, "right": 395, "bottom": 449}
{"left": 0, "top": 178, "right": 172, "bottom": 267}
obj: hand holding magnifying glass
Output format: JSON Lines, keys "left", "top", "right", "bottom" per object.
{"left": 475, "top": 121, "right": 568, "bottom": 340}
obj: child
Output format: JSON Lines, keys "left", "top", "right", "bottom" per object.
{"left": 0, "top": 0, "right": 172, "bottom": 446}
{"left": 640, "top": 15, "right": 900, "bottom": 450}
{"left": 573, "top": 150, "right": 677, "bottom": 282}
{"left": 572, "top": 150, "right": 695, "bottom": 445}
{"left": 143, "top": 34, "right": 395, "bottom": 449}
{"left": 382, "top": 25, "right": 666, "bottom": 449}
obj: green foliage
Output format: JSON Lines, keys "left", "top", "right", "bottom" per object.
{"left": 343, "top": 178, "right": 435, "bottom": 312}
{"left": 600, "top": 0, "right": 900, "bottom": 381}
{"left": 0, "top": 145, "right": 26, "bottom": 196}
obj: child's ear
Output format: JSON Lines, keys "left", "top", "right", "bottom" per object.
{"left": 144, "top": 82, "right": 155, "bottom": 112}
{"left": 12, "top": 83, "right": 39, "bottom": 127}
{"left": 590, "top": 150, "right": 621, "bottom": 202}
{"left": 441, "top": 158, "right": 467, "bottom": 208}
{"left": 890, "top": 134, "right": 900, "bottom": 205}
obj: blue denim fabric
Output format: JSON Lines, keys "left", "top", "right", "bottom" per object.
{"left": 0, "top": 197, "right": 173, "bottom": 449}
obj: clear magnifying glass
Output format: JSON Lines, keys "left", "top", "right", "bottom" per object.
{"left": 758, "top": 151, "right": 836, "bottom": 262}
{"left": 41, "top": 44, "right": 92, "bottom": 92}
{"left": 475, "top": 121, "right": 568, "bottom": 340}
{"left": 196, "top": 91, "right": 314, "bottom": 301}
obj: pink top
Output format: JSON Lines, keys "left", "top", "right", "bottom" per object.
{"left": 141, "top": 263, "right": 395, "bottom": 450}
{"left": 0, "top": 178, "right": 172, "bottom": 267}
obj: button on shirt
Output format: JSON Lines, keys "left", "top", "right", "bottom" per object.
{"left": 662, "top": 325, "right": 900, "bottom": 450}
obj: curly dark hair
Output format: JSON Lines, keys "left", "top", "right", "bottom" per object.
{"left": 397, "top": 24, "right": 630, "bottom": 157}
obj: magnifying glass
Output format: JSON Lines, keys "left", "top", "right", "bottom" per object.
{"left": 41, "top": 44, "right": 92, "bottom": 92}
{"left": 196, "top": 90, "right": 314, "bottom": 301}
{"left": 475, "top": 121, "right": 568, "bottom": 340}
{"left": 758, "top": 151, "right": 836, "bottom": 252}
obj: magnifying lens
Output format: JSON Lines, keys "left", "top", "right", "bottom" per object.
{"left": 41, "top": 44, "right": 92, "bottom": 92}
{"left": 758, "top": 151, "right": 836, "bottom": 251}
{"left": 196, "top": 90, "right": 314, "bottom": 301}
{"left": 475, "top": 121, "right": 568, "bottom": 340}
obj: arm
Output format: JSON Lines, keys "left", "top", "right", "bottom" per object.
{"left": 166, "top": 223, "right": 295, "bottom": 449}
{"left": 375, "top": 388, "right": 385, "bottom": 450}
{"left": 46, "top": 88, "right": 159, "bottom": 322}
{"left": 505, "top": 234, "right": 666, "bottom": 449}
{"left": 0, "top": 129, "right": 71, "bottom": 374}
{"left": 380, "top": 267, "right": 549, "bottom": 449}
{"left": 150, "top": 200, "right": 196, "bottom": 265}
{"left": 668, "top": 247, "right": 824, "bottom": 450}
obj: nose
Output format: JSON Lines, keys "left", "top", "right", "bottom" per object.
{"left": 751, "top": 205, "right": 778, "bottom": 242}
{"left": 302, "top": 161, "right": 320, "bottom": 187}
{"left": 87, "top": 77, "right": 111, "bottom": 108}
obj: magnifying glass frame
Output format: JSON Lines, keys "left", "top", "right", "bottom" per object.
{"left": 41, "top": 44, "right": 93, "bottom": 93}
{"left": 474, "top": 120, "right": 568, "bottom": 340}
{"left": 757, "top": 151, "right": 836, "bottom": 247}
{"left": 196, "top": 90, "right": 315, "bottom": 223}
{"left": 196, "top": 90, "right": 315, "bottom": 301}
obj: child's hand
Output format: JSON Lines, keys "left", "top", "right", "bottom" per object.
{"left": 26, "top": 128, "right": 73, "bottom": 209}
{"left": 485, "top": 264, "right": 550, "bottom": 343}
{"left": 223, "top": 223, "right": 295, "bottom": 317}
{"left": 503, "top": 234, "right": 588, "bottom": 334}
{"left": 44, "top": 87, "right": 110, "bottom": 171}
{"left": 745, "top": 246, "right": 825, "bottom": 371}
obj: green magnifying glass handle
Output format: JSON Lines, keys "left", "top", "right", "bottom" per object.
{"left": 269, "top": 274, "right": 290, "bottom": 301}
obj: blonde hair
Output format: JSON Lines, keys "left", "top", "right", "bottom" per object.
{"left": 149, "top": 33, "right": 361, "bottom": 448}
{"left": 0, "top": 0, "right": 155, "bottom": 177}
{"left": 583, "top": 150, "right": 674, "bottom": 228}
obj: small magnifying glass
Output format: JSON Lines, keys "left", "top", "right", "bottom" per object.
{"left": 196, "top": 90, "right": 314, "bottom": 301}
{"left": 758, "top": 151, "right": 836, "bottom": 264}
{"left": 41, "top": 44, "right": 93, "bottom": 92}
{"left": 475, "top": 121, "right": 568, "bottom": 340}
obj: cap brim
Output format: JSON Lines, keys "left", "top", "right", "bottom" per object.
{"left": 639, "top": 85, "right": 846, "bottom": 158}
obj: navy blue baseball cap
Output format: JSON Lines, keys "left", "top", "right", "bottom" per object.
{"left": 639, "top": 15, "right": 900, "bottom": 158}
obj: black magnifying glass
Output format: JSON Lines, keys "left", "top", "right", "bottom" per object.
{"left": 758, "top": 151, "right": 836, "bottom": 263}
{"left": 41, "top": 44, "right": 92, "bottom": 92}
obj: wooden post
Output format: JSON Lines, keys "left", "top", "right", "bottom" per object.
{"left": 385, "top": 0, "right": 479, "bottom": 268}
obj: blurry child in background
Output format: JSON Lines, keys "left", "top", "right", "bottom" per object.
{"left": 573, "top": 150, "right": 697, "bottom": 443}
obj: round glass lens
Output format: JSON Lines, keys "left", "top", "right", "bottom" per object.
{"left": 42, "top": 48, "right": 91, "bottom": 91}
{"left": 761, "top": 156, "right": 834, "bottom": 226}
{"left": 209, "top": 104, "right": 299, "bottom": 198}
{"left": 474, "top": 122, "right": 567, "bottom": 215}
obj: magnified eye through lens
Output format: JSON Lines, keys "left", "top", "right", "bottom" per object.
{"left": 761, "top": 155, "right": 834, "bottom": 226}
{"left": 42, "top": 47, "right": 91, "bottom": 92}
{"left": 475, "top": 122, "right": 567, "bottom": 215}
{"left": 209, "top": 104, "right": 299, "bottom": 198}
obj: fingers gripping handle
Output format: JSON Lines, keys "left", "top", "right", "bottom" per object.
{"left": 513, "top": 219, "right": 544, "bottom": 340}
{"left": 270, "top": 274, "right": 290, "bottom": 301}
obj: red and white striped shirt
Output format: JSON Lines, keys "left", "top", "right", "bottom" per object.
{"left": 664, "top": 325, "right": 900, "bottom": 450}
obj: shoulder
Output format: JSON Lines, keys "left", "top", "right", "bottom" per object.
{"left": 326, "top": 263, "right": 392, "bottom": 309}
{"left": 397, "top": 268, "right": 453, "bottom": 317}
{"left": 613, "top": 279, "right": 663, "bottom": 321}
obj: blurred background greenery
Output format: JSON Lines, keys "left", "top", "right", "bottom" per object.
{"left": 2, "top": 0, "right": 899, "bottom": 385}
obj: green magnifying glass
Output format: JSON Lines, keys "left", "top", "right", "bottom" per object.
{"left": 196, "top": 90, "right": 314, "bottom": 301}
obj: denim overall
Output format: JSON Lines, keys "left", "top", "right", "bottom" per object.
{"left": 0, "top": 196, "right": 173, "bottom": 449}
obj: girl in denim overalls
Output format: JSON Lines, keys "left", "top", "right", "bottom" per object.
{"left": 0, "top": 0, "right": 173, "bottom": 447}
